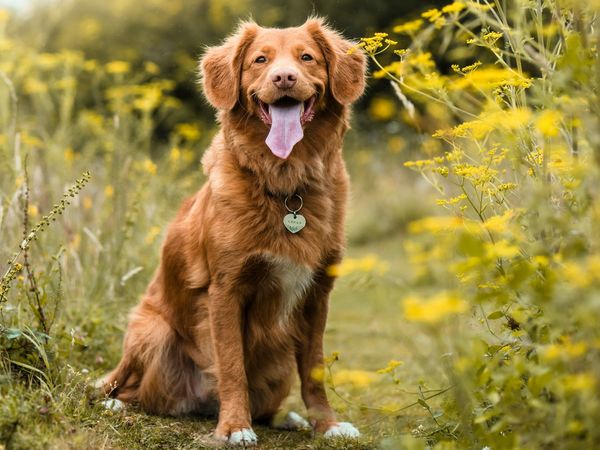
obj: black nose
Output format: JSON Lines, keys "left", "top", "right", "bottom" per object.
{"left": 271, "top": 68, "right": 298, "bottom": 89}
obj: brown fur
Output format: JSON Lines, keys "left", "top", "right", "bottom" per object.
{"left": 103, "top": 18, "right": 366, "bottom": 441}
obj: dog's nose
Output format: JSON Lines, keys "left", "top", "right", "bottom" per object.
{"left": 271, "top": 68, "right": 298, "bottom": 89}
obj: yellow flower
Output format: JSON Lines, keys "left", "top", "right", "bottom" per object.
{"left": 145, "top": 226, "right": 162, "bottom": 244}
{"left": 142, "top": 159, "right": 157, "bottom": 175}
{"left": 442, "top": 2, "right": 466, "bottom": 14}
{"left": 483, "top": 209, "right": 516, "bottom": 234}
{"left": 542, "top": 339, "right": 587, "bottom": 361}
{"left": 536, "top": 109, "right": 561, "bottom": 137}
{"left": 393, "top": 19, "right": 424, "bottom": 34}
{"left": 377, "top": 360, "right": 403, "bottom": 374}
{"left": 369, "top": 97, "right": 396, "bottom": 121}
{"left": 104, "top": 185, "right": 114, "bottom": 198}
{"left": 332, "top": 369, "right": 378, "bottom": 388}
{"left": 408, "top": 215, "right": 464, "bottom": 234}
{"left": 105, "top": 60, "right": 131, "bottom": 75}
{"left": 422, "top": 8, "right": 442, "bottom": 22}
{"left": 64, "top": 147, "right": 75, "bottom": 163}
{"left": 23, "top": 78, "right": 48, "bottom": 95}
{"left": 326, "top": 254, "right": 388, "bottom": 277}
{"left": 144, "top": 61, "right": 160, "bottom": 75}
{"left": 403, "top": 292, "right": 468, "bottom": 323}
{"left": 170, "top": 146, "right": 181, "bottom": 162}
{"left": 562, "top": 373, "right": 596, "bottom": 392}
{"left": 311, "top": 366, "right": 325, "bottom": 382}
{"left": 175, "top": 123, "right": 201, "bottom": 141}
{"left": 133, "top": 85, "right": 163, "bottom": 112}
{"left": 82, "top": 196, "right": 93, "bottom": 210}
{"left": 28, "top": 205, "right": 39, "bottom": 218}
{"left": 484, "top": 240, "right": 520, "bottom": 259}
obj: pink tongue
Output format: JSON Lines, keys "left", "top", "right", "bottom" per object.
{"left": 265, "top": 102, "right": 303, "bottom": 159}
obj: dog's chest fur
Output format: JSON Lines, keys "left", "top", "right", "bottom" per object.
{"left": 262, "top": 254, "right": 314, "bottom": 325}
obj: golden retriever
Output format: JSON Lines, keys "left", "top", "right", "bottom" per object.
{"left": 102, "top": 17, "right": 366, "bottom": 446}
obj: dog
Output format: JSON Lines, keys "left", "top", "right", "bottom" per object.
{"left": 102, "top": 17, "right": 366, "bottom": 446}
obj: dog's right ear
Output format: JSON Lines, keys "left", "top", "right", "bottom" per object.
{"left": 200, "top": 21, "right": 259, "bottom": 110}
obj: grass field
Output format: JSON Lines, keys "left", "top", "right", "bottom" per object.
{"left": 0, "top": 150, "right": 437, "bottom": 449}
{"left": 4, "top": 1, "right": 600, "bottom": 448}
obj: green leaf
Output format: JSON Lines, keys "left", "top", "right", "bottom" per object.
{"left": 487, "top": 311, "right": 504, "bottom": 320}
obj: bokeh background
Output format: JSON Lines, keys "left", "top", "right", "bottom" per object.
{"left": 2, "top": 1, "right": 600, "bottom": 449}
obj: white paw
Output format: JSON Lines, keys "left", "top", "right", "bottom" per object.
{"left": 324, "top": 422, "right": 360, "bottom": 439}
{"left": 276, "top": 411, "right": 311, "bottom": 430}
{"left": 228, "top": 428, "right": 257, "bottom": 446}
{"left": 100, "top": 398, "right": 125, "bottom": 411}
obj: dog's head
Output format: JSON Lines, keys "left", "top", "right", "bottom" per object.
{"left": 201, "top": 18, "right": 366, "bottom": 159}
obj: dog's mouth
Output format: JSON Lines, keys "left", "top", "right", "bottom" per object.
{"left": 256, "top": 95, "right": 317, "bottom": 126}
{"left": 254, "top": 95, "right": 317, "bottom": 160}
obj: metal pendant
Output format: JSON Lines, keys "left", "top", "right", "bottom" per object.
{"left": 283, "top": 213, "right": 306, "bottom": 233}
{"left": 283, "top": 194, "right": 306, "bottom": 233}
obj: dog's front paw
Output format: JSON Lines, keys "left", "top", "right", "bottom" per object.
{"left": 215, "top": 426, "right": 257, "bottom": 447}
{"left": 323, "top": 422, "right": 360, "bottom": 439}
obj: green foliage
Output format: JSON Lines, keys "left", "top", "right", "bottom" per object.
{"left": 349, "top": 0, "right": 600, "bottom": 448}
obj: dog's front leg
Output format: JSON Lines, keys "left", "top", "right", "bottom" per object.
{"left": 296, "top": 266, "right": 361, "bottom": 439}
{"left": 208, "top": 283, "right": 257, "bottom": 446}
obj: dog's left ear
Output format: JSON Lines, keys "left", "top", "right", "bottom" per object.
{"left": 200, "top": 21, "right": 259, "bottom": 110}
{"left": 305, "top": 18, "right": 366, "bottom": 105}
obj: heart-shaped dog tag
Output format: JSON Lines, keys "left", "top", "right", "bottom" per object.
{"left": 283, "top": 213, "right": 306, "bottom": 233}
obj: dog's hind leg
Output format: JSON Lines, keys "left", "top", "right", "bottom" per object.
{"left": 102, "top": 298, "right": 217, "bottom": 415}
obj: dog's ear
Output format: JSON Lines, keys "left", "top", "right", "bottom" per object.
{"left": 200, "top": 21, "right": 259, "bottom": 110}
{"left": 305, "top": 18, "right": 366, "bottom": 105}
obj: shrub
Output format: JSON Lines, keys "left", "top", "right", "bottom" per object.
{"left": 355, "top": 1, "right": 600, "bottom": 448}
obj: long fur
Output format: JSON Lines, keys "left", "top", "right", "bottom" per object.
{"left": 103, "top": 17, "right": 366, "bottom": 440}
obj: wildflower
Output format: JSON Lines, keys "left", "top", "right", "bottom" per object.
{"left": 422, "top": 8, "right": 442, "bottom": 22}
{"left": 369, "top": 97, "right": 396, "bottom": 121}
{"left": 142, "top": 159, "right": 157, "bottom": 175}
{"left": 408, "top": 52, "right": 435, "bottom": 70}
{"left": 536, "top": 109, "right": 561, "bottom": 137}
{"left": 28, "top": 205, "right": 39, "bottom": 218}
{"left": 170, "top": 147, "right": 182, "bottom": 162}
{"left": 311, "top": 366, "right": 325, "bottom": 382}
{"left": 484, "top": 240, "right": 520, "bottom": 259}
{"left": 145, "top": 226, "right": 162, "bottom": 244}
{"left": 82, "top": 196, "right": 93, "bottom": 210}
{"left": 23, "top": 78, "right": 48, "bottom": 95}
{"left": 144, "top": 61, "right": 160, "bottom": 75}
{"left": 442, "top": 2, "right": 466, "bottom": 14}
{"left": 105, "top": 61, "right": 131, "bottom": 75}
{"left": 332, "top": 369, "right": 378, "bottom": 388}
{"left": 562, "top": 373, "right": 596, "bottom": 392}
{"left": 377, "top": 360, "right": 403, "bottom": 374}
{"left": 483, "top": 209, "right": 517, "bottom": 233}
{"left": 408, "top": 216, "right": 464, "bottom": 234}
{"left": 175, "top": 123, "right": 201, "bottom": 141}
{"left": 133, "top": 85, "right": 163, "bottom": 112}
{"left": 393, "top": 19, "right": 424, "bottom": 34}
{"left": 482, "top": 31, "right": 503, "bottom": 44}
{"left": 326, "top": 254, "right": 388, "bottom": 277}
{"left": 104, "top": 185, "right": 114, "bottom": 198}
{"left": 403, "top": 292, "right": 468, "bottom": 323}
{"left": 542, "top": 339, "right": 587, "bottom": 360}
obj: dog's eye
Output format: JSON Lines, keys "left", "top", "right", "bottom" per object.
{"left": 254, "top": 56, "right": 267, "bottom": 64}
{"left": 301, "top": 54, "right": 313, "bottom": 62}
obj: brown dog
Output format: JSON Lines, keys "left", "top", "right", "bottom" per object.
{"left": 102, "top": 18, "right": 366, "bottom": 446}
